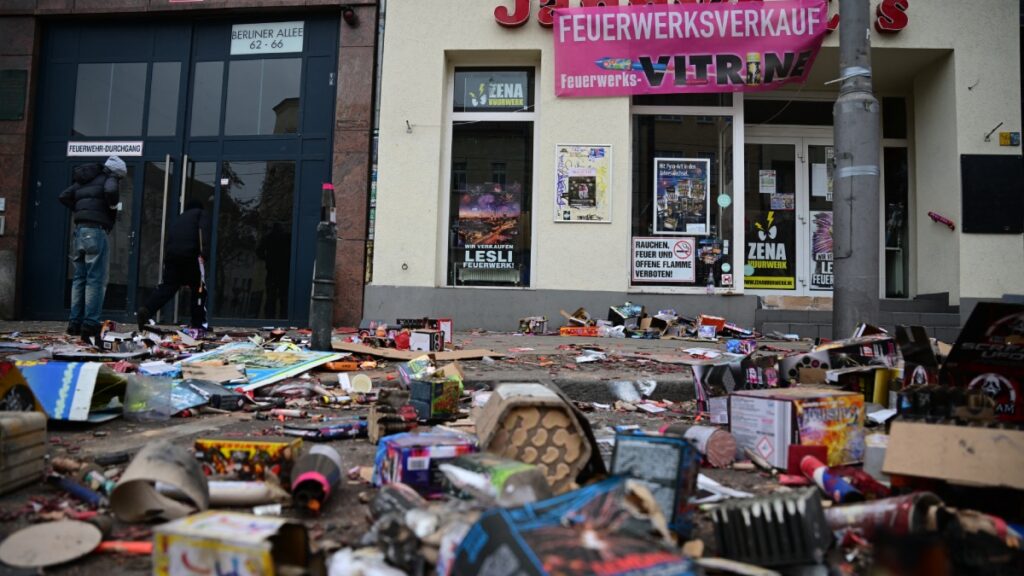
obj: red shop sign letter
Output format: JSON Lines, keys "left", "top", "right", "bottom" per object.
{"left": 875, "top": 0, "right": 909, "bottom": 33}
{"left": 495, "top": 0, "right": 531, "bottom": 27}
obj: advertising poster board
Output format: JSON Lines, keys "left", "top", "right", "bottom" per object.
{"left": 653, "top": 158, "right": 710, "bottom": 235}
{"left": 810, "top": 211, "right": 833, "bottom": 290}
{"left": 744, "top": 210, "right": 795, "bottom": 290}
{"left": 631, "top": 237, "right": 696, "bottom": 283}
{"left": 553, "top": 0, "right": 829, "bottom": 97}
{"left": 452, "top": 182, "right": 523, "bottom": 283}
{"left": 554, "top": 144, "right": 612, "bottom": 222}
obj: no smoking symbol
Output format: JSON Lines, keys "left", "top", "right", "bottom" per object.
{"left": 673, "top": 241, "right": 692, "bottom": 260}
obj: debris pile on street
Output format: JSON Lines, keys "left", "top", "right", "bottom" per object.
{"left": 0, "top": 303, "right": 1022, "bottom": 574}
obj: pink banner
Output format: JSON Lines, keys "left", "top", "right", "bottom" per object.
{"left": 553, "top": 0, "right": 828, "bottom": 97}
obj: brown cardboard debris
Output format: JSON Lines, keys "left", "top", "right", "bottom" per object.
{"left": 475, "top": 383, "right": 592, "bottom": 494}
{"left": 883, "top": 421, "right": 1024, "bottom": 490}
{"left": 180, "top": 363, "right": 246, "bottom": 383}
{"left": 0, "top": 520, "right": 102, "bottom": 568}
{"left": 332, "top": 341, "right": 504, "bottom": 361}
{"left": 111, "top": 440, "right": 210, "bottom": 523}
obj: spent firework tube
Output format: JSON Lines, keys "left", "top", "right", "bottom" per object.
{"left": 291, "top": 445, "right": 343, "bottom": 514}
{"left": 800, "top": 455, "right": 865, "bottom": 504}
{"left": 660, "top": 423, "right": 737, "bottom": 468}
{"left": 825, "top": 492, "right": 942, "bottom": 539}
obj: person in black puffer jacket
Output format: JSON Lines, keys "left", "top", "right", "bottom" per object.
{"left": 58, "top": 156, "right": 126, "bottom": 343}
{"left": 137, "top": 199, "right": 212, "bottom": 332}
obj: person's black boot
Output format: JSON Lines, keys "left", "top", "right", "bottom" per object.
{"left": 136, "top": 307, "right": 151, "bottom": 332}
{"left": 80, "top": 323, "right": 101, "bottom": 347}
{"left": 66, "top": 322, "right": 81, "bottom": 336}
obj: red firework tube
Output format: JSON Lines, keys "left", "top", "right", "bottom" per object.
{"left": 270, "top": 408, "right": 308, "bottom": 418}
{"left": 800, "top": 455, "right": 864, "bottom": 504}
{"left": 824, "top": 492, "right": 942, "bottom": 538}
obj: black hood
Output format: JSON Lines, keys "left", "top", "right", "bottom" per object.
{"left": 72, "top": 163, "right": 102, "bottom": 184}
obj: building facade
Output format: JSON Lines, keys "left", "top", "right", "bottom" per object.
{"left": 0, "top": 0, "right": 378, "bottom": 327}
{"left": 368, "top": 0, "right": 1023, "bottom": 335}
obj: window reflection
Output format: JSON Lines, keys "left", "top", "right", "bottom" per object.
{"left": 216, "top": 161, "right": 294, "bottom": 319}
{"left": 224, "top": 59, "right": 302, "bottom": 135}
{"left": 148, "top": 62, "right": 181, "bottom": 137}
{"left": 73, "top": 63, "right": 147, "bottom": 136}
{"left": 190, "top": 61, "right": 224, "bottom": 137}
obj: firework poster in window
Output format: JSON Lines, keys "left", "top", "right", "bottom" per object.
{"left": 453, "top": 182, "right": 523, "bottom": 281}
{"left": 810, "top": 211, "right": 834, "bottom": 291}
{"left": 653, "top": 158, "right": 710, "bottom": 235}
{"left": 554, "top": 144, "right": 611, "bottom": 222}
{"left": 744, "top": 210, "right": 796, "bottom": 290}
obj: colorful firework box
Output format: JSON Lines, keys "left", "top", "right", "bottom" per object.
{"left": 153, "top": 511, "right": 316, "bottom": 576}
{"left": 193, "top": 437, "right": 302, "bottom": 482}
{"left": 730, "top": 387, "right": 865, "bottom": 469}
{"left": 373, "top": 430, "right": 477, "bottom": 498}
{"left": 940, "top": 302, "right": 1024, "bottom": 423}
{"left": 610, "top": 432, "right": 701, "bottom": 537}
{"left": 453, "top": 477, "right": 695, "bottom": 576}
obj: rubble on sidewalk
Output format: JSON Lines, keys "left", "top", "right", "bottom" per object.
{"left": 0, "top": 303, "right": 1021, "bottom": 574}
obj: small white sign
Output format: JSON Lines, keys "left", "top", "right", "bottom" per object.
{"left": 67, "top": 141, "right": 143, "bottom": 157}
{"left": 230, "top": 21, "right": 304, "bottom": 55}
{"left": 632, "top": 237, "right": 696, "bottom": 283}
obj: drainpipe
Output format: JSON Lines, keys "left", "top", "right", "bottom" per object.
{"left": 832, "top": 0, "right": 881, "bottom": 339}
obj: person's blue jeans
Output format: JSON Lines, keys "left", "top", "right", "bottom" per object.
{"left": 68, "top": 225, "right": 110, "bottom": 329}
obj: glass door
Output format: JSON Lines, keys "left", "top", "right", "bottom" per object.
{"left": 805, "top": 142, "right": 834, "bottom": 293}
{"left": 743, "top": 140, "right": 799, "bottom": 291}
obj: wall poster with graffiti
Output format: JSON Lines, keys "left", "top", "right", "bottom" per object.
{"left": 554, "top": 144, "right": 611, "bottom": 222}
{"left": 653, "top": 158, "right": 710, "bottom": 235}
{"left": 810, "top": 210, "right": 834, "bottom": 291}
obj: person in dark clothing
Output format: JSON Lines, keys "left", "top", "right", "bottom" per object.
{"left": 137, "top": 200, "right": 212, "bottom": 332}
{"left": 59, "top": 156, "right": 126, "bottom": 343}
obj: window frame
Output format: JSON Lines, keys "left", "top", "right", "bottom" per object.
{"left": 441, "top": 62, "right": 539, "bottom": 289}
{"left": 629, "top": 94, "right": 746, "bottom": 294}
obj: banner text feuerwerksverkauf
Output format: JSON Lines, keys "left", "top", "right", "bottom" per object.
{"left": 553, "top": 0, "right": 828, "bottom": 97}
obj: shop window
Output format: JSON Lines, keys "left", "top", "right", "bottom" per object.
{"left": 147, "top": 62, "right": 181, "bottom": 137}
{"left": 216, "top": 161, "right": 295, "bottom": 319}
{"left": 884, "top": 147, "right": 910, "bottom": 298}
{"left": 73, "top": 63, "right": 147, "bottom": 137}
{"left": 882, "top": 97, "right": 907, "bottom": 139}
{"left": 447, "top": 67, "right": 535, "bottom": 288}
{"left": 190, "top": 61, "right": 224, "bottom": 137}
{"left": 447, "top": 122, "right": 533, "bottom": 287}
{"left": 631, "top": 115, "right": 735, "bottom": 289}
{"left": 744, "top": 99, "right": 833, "bottom": 126}
{"left": 225, "top": 58, "right": 302, "bottom": 136}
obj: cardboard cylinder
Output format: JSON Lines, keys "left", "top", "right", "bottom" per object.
{"left": 111, "top": 440, "right": 209, "bottom": 523}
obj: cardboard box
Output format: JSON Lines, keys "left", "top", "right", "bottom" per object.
{"left": 410, "top": 377, "right": 462, "bottom": 421}
{"left": 409, "top": 329, "right": 444, "bottom": 352}
{"left": 453, "top": 477, "right": 694, "bottom": 576}
{"left": 476, "top": 383, "right": 594, "bottom": 494}
{"left": 941, "top": 302, "right": 1024, "bottom": 422}
{"left": 373, "top": 431, "right": 477, "bottom": 498}
{"left": 780, "top": 334, "right": 898, "bottom": 383}
{"left": 0, "top": 411, "right": 46, "bottom": 495}
{"left": 883, "top": 421, "right": 1024, "bottom": 490}
{"left": 730, "top": 387, "right": 865, "bottom": 468}
{"left": 153, "top": 511, "right": 320, "bottom": 576}
{"left": 193, "top": 437, "right": 302, "bottom": 482}
{"left": 397, "top": 318, "right": 453, "bottom": 346}
{"left": 558, "top": 326, "right": 600, "bottom": 337}
{"left": 610, "top": 432, "right": 700, "bottom": 537}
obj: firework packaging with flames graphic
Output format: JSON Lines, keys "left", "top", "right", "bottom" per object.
{"left": 730, "top": 387, "right": 865, "bottom": 468}
{"left": 941, "top": 302, "right": 1024, "bottom": 422}
{"left": 454, "top": 476, "right": 695, "bottom": 575}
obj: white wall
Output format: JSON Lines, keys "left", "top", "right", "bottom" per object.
{"left": 374, "top": 0, "right": 1022, "bottom": 301}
